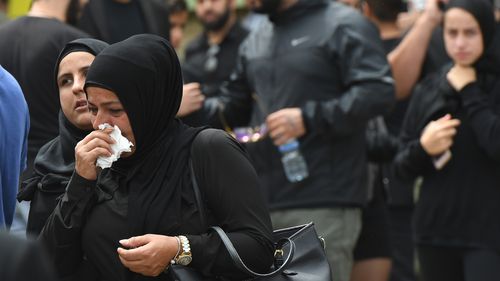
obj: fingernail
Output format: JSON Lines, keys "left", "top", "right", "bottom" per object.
{"left": 119, "top": 239, "right": 127, "bottom": 244}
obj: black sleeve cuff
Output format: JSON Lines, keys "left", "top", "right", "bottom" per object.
{"left": 65, "top": 171, "right": 97, "bottom": 202}
{"left": 412, "top": 140, "right": 433, "bottom": 168}
{"left": 301, "top": 102, "right": 317, "bottom": 134}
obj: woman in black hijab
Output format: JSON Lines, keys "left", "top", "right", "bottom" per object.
{"left": 393, "top": 0, "right": 500, "bottom": 280}
{"left": 40, "top": 34, "right": 274, "bottom": 281}
{"left": 18, "top": 38, "right": 109, "bottom": 236}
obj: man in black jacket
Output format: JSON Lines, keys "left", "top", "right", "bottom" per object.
{"left": 199, "top": 0, "right": 395, "bottom": 280}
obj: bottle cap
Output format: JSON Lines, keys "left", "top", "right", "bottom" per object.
{"left": 279, "top": 140, "right": 299, "bottom": 153}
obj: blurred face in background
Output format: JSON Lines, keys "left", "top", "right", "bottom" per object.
{"left": 169, "top": 10, "right": 189, "bottom": 49}
{"left": 247, "top": 0, "right": 281, "bottom": 14}
{"left": 58, "top": 51, "right": 94, "bottom": 130}
{"left": 444, "top": 8, "right": 484, "bottom": 66}
{"left": 196, "top": 0, "right": 232, "bottom": 31}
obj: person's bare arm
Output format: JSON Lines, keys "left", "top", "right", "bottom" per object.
{"left": 388, "top": 0, "right": 445, "bottom": 100}
{"left": 176, "top": 83, "right": 205, "bottom": 117}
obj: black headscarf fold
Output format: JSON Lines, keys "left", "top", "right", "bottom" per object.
{"left": 17, "top": 38, "right": 108, "bottom": 234}
{"left": 54, "top": 38, "right": 111, "bottom": 90}
{"left": 84, "top": 34, "right": 204, "bottom": 238}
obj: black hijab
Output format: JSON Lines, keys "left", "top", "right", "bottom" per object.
{"left": 17, "top": 38, "right": 108, "bottom": 234}
{"left": 446, "top": 0, "right": 495, "bottom": 47}
{"left": 445, "top": 0, "right": 499, "bottom": 74}
{"left": 411, "top": 1, "right": 498, "bottom": 131}
{"left": 38, "top": 38, "right": 109, "bottom": 179}
{"left": 84, "top": 34, "right": 204, "bottom": 237}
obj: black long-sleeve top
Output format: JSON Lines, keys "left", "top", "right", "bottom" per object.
{"left": 39, "top": 129, "right": 274, "bottom": 280}
{"left": 394, "top": 66, "right": 500, "bottom": 249}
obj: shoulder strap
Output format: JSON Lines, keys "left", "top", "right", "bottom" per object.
{"left": 190, "top": 159, "right": 295, "bottom": 277}
{"left": 210, "top": 226, "right": 295, "bottom": 278}
{"left": 189, "top": 159, "right": 207, "bottom": 228}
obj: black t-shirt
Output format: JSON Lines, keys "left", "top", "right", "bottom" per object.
{"left": 101, "top": 0, "right": 146, "bottom": 44}
{"left": 78, "top": 0, "right": 170, "bottom": 44}
{"left": 0, "top": 16, "right": 88, "bottom": 178}
{"left": 382, "top": 37, "right": 410, "bottom": 137}
{"left": 493, "top": 22, "right": 500, "bottom": 65}
{"left": 375, "top": 37, "right": 415, "bottom": 207}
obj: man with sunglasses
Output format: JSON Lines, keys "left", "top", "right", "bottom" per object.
{"left": 180, "top": 0, "right": 248, "bottom": 127}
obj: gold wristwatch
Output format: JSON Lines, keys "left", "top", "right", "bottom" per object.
{"left": 174, "top": 235, "right": 192, "bottom": 266}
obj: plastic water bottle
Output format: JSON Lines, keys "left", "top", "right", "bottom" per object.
{"left": 279, "top": 139, "right": 309, "bottom": 183}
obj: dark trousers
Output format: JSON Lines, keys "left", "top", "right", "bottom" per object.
{"left": 418, "top": 244, "right": 500, "bottom": 281}
{"left": 388, "top": 207, "right": 415, "bottom": 281}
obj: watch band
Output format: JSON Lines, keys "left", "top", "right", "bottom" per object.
{"left": 173, "top": 235, "right": 192, "bottom": 266}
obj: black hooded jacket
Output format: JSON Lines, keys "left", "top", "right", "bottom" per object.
{"left": 393, "top": 0, "right": 500, "bottom": 250}
{"left": 202, "top": 0, "right": 395, "bottom": 209}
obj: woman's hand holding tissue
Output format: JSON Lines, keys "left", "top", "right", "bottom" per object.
{"left": 75, "top": 127, "right": 115, "bottom": 180}
{"left": 95, "top": 124, "right": 133, "bottom": 169}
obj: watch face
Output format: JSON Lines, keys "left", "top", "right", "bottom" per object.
{"left": 177, "top": 255, "right": 192, "bottom": 266}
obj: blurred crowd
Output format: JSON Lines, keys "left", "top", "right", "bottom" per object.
{"left": 0, "top": 0, "right": 499, "bottom": 281}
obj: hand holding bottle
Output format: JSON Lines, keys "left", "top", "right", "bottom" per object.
{"left": 266, "top": 108, "right": 306, "bottom": 146}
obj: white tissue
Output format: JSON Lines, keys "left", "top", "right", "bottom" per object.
{"left": 96, "top": 123, "right": 133, "bottom": 169}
